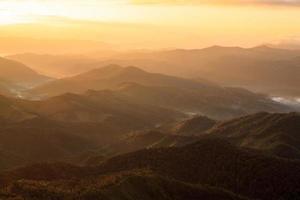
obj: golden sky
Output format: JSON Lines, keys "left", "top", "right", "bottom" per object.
{"left": 0, "top": 0, "right": 300, "bottom": 53}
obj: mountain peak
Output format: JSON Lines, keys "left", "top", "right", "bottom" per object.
{"left": 251, "top": 45, "right": 274, "bottom": 51}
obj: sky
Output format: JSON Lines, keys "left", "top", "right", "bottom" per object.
{"left": 0, "top": 0, "right": 300, "bottom": 53}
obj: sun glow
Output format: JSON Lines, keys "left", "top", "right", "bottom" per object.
{"left": 0, "top": 0, "right": 300, "bottom": 51}
{"left": 0, "top": 0, "right": 133, "bottom": 25}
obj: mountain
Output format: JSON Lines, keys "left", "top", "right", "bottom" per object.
{"left": 7, "top": 53, "right": 99, "bottom": 78}
{"left": 0, "top": 95, "right": 36, "bottom": 121}
{"left": 0, "top": 57, "right": 51, "bottom": 88}
{"left": 0, "top": 57, "right": 52, "bottom": 98}
{"left": 97, "top": 46, "right": 300, "bottom": 98}
{"left": 30, "top": 65, "right": 215, "bottom": 97}
{"left": 30, "top": 65, "right": 290, "bottom": 119}
{"left": 21, "top": 90, "right": 182, "bottom": 126}
{"left": 208, "top": 112, "right": 300, "bottom": 159}
{"left": 9, "top": 46, "right": 300, "bottom": 98}
{"left": 116, "top": 82, "right": 290, "bottom": 119}
{"left": 0, "top": 89, "right": 182, "bottom": 125}
{"left": 2, "top": 138, "right": 300, "bottom": 200}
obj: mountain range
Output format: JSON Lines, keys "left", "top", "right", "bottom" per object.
{"left": 28, "top": 65, "right": 290, "bottom": 119}
{"left": 8, "top": 46, "right": 300, "bottom": 97}
{"left": 1, "top": 50, "right": 300, "bottom": 200}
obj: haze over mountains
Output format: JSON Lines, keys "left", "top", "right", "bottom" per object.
{"left": 0, "top": 57, "right": 52, "bottom": 98}
{"left": 25, "top": 64, "right": 291, "bottom": 119}
{"left": 1, "top": 45, "right": 300, "bottom": 199}
{"left": 2, "top": 0, "right": 300, "bottom": 198}
{"left": 9, "top": 46, "right": 300, "bottom": 98}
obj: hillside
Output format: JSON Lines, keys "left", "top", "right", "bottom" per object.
{"left": 0, "top": 169, "right": 247, "bottom": 200}
{"left": 1, "top": 138, "right": 300, "bottom": 200}
{"left": 208, "top": 112, "right": 300, "bottom": 159}
{"left": 0, "top": 80, "right": 13, "bottom": 96}
{"left": 0, "top": 95, "right": 37, "bottom": 121}
{"left": 85, "top": 131, "right": 199, "bottom": 165}
{"left": 93, "top": 138, "right": 300, "bottom": 200}
{"left": 170, "top": 115, "right": 216, "bottom": 136}
{"left": 116, "top": 82, "right": 289, "bottom": 119}
{"left": 22, "top": 90, "right": 182, "bottom": 126}
{"left": 0, "top": 118, "right": 101, "bottom": 171}
{"left": 0, "top": 92, "right": 184, "bottom": 170}
{"left": 0, "top": 90, "right": 182, "bottom": 125}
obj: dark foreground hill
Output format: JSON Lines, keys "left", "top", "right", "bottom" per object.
{"left": 0, "top": 169, "right": 246, "bottom": 200}
{"left": 1, "top": 138, "right": 300, "bottom": 200}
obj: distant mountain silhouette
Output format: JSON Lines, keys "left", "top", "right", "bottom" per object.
{"left": 9, "top": 46, "right": 300, "bottom": 97}
{"left": 30, "top": 65, "right": 214, "bottom": 96}
{"left": 89, "top": 46, "right": 300, "bottom": 97}
{"left": 0, "top": 57, "right": 52, "bottom": 99}
{"left": 0, "top": 57, "right": 51, "bottom": 88}
{"left": 7, "top": 53, "right": 98, "bottom": 78}
{"left": 30, "top": 65, "right": 290, "bottom": 119}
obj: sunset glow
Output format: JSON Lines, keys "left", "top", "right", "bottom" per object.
{"left": 0, "top": 0, "right": 300, "bottom": 51}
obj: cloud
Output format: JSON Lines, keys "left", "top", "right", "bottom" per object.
{"left": 131, "top": 0, "right": 300, "bottom": 6}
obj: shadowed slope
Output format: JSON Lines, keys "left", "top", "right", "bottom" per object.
{"left": 1, "top": 138, "right": 300, "bottom": 200}
{"left": 209, "top": 112, "right": 300, "bottom": 159}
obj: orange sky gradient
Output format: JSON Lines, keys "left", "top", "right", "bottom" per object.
{"left": 0, "top": 0, "right": 300, "bottom": 53}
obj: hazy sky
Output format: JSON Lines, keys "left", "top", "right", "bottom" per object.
{"left": 0, "top": 0, "right": 300, "bottom": 52}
